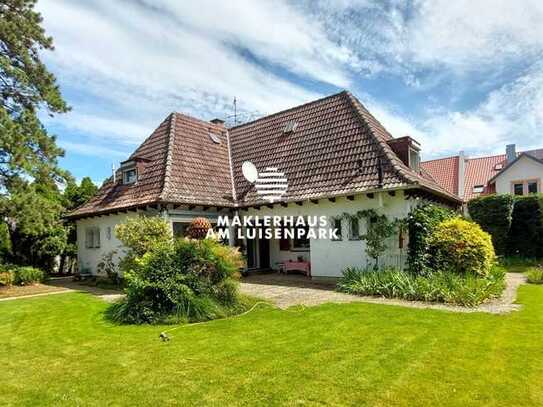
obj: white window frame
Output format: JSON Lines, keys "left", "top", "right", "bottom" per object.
{"left": 85, "top": 227, "right": 101, "bottom": 249}
{"left": 123, "top": 168, "right": 137, "bottom": 184}
{"left": 349, "top": 217, "right": 360, "bottom": 240}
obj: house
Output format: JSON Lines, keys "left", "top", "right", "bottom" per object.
{"left": 67, "top": 91, "right": 460, "bottom": 279}
{"left": 422, "top": 145, "right": 543, "bottom": 202}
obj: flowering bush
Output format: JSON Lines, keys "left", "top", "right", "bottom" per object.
{"left": 429, "top": 218, "right": 495, "bottom": 276}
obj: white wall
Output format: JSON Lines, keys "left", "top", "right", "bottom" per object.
{"left": 76, "top": 207, "right": 224, "bottom": 275}
{"left": 243, "top": 191, "right": 416, "bottom": 278}
{"left": 76, "top": 212, "right": 135, "bottom": 274}
{"left": 495, "top": 156, "right": 543, "bottom": 194}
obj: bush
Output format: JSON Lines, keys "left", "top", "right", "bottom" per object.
{"left": 115, "top": 216, "right": 172, "bottom": 257}
{"left": 13, "top": 266, "right": 44, "bottom": 285}
{"left": 508, "top": 195, "right": 543, "bottom": 258}
{"left": 407, "top": 204, "right": 455, "bottom": 275}
{"left": 108, "top": 236, "right": 246, "bottom": 325}
{"left": 468, "top": 195, "right": 514, "bottom": 255}
{"left": 429, "top": 218, "right": 495, "bottom": 276}
{"left": 96, "top": 250, "right": 119, "bottom": 285}
{"left": 527, "top": 267, "right": 543, "bottom": 284}
{"left": 0, "top": 271, "right": 14, "bottom": 286}
{"left": 337, "top": 265, "right": 505, "bottom": 306}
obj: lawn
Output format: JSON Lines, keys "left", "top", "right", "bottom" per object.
{"left": 2, "top": 285, "right": 543, "bottom": 406}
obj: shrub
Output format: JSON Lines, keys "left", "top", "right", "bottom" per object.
{"left": 96, "top": 250, "right": 119, "bottom": 284}
{"left": 468, "top": 194, "right": 514, "bottom": 255}
{"left": 0, "top": 222, "right": 12, "bottom": 261}
{"left": 115, "top": 216, "right": 172, "bottom": 257}
{"left": 507, "top": 195, "right": 543, "bottom": 258}
{"left": 108, "top": 237, "right": 245, "bottom": 324}
{"left": 527, "top": 267, "right": 543, "bottom": 284}
{"left": 429, "top": 218, "right": 495, "bottom": 276}
{"left": 0, "top": 271, "right": 14, "bottom": 286}
{"left": 407, "top": 203, "right": 455, "bottom": 275}
{"left": 13, "top": 266, "right": 44, "bottom": 285}
{"left": 337, "top": 265, "right": 505, "bottom": 306}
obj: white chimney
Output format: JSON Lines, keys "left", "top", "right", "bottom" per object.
{"left": 112, "top": 163, "right": 116, "bottom": 183}
{"left": 506, "top": 144, "right": 516, "bottom": 163}
{"left": 458, "top": 151, "right": 466, "bottom": 199}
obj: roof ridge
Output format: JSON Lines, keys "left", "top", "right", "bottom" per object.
{"left": 422, "top": 156, "right": 459, "bottom": 163}
{"left": 229, "top": 90, "right": 348, "bottom": 131}
{"left": 159, "top": 112, "right": 177, "bottom": 201}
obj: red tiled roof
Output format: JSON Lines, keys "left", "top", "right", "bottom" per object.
{"left": 464, "top": 154, "right": 506, "bottom": 200}
{"left": 68, "top": 91, "right": 461, "bottom": 218}
{"left": 420, "top": 156, "right": 459, "bottom": 196}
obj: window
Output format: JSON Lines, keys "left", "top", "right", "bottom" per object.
{"left": 292, "top": 224, "right": 310, "bottom": 249}
{"left": 172, "top": 222, "right": 189, "bottom": 238}
{"left": 332, "top": 218, "right": 342, "bottom": 241}
{"left": 85, "top": 227, "right": 100, "bottom": 249}
{"left": 106, "top": 226, "right": 112, "bottom": 240}
{"left": 409, "top": 148, "right": 420, "bottom": 171}
{"left": 123, "top": 168, "right": 137, "bottom": 184}
{"left": 349, "top": 217, "right": 360, "bottom": 240}
{"left": 494, "top": 163, "right": 503, "bottom": 170}
{"left": 528, "top": 181, "right": 538, "bottom": 194}
{"left": 512, "top": 180, "right": 540, "bottom": 196}
{"left": 473, "top": 185, "right": 485, "bottom": 194}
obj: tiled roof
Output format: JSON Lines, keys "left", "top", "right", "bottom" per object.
{"left": 68, "top": 113, "right": 232, "bottom": 217}
{"left": 464, "top": 154, "right": 506, "bottom": 200}
{"left": 420, "top": 156, "right": 459, "bottom": 196}
{"left": 526, "top": 148, "right": 543, "bottom": 161}
{"left": 68, "top": 91, "right": 461, "bottom": 218}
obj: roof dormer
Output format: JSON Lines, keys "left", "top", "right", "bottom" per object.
{"left": 387, "top": 136, "right": 421, "bottom": 171}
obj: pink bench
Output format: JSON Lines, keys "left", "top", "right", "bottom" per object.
{"left": 279, "top": 261, "right": 311, "bottom": 277}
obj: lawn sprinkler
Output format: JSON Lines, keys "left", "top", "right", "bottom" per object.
{"left": 159, "top": 332, "right": 170, "bottom": 342}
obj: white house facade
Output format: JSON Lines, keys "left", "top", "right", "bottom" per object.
{"left": 68, "top": 91, "right": 460, "bottom": 278}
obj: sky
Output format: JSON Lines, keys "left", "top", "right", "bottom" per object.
{"left": 37, "top": 0, "right": 543, "bottom": 184}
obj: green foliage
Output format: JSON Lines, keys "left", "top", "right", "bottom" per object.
{"left": 0, "top": 270, "right": 14, "bottom": 286}
{"left": 0, "top": 0, "right": 69, "bottom": 186}
{"left": 0, "top": 263, "right": 43, "bottom": 285}
{"left": 499, "top": 256, "right": 541, "bottom": 273}
{"left": 115, "top": 216, "right": 172, "bottom": 258}
{"left": 429, "top": 218, "right": 495, "bottom": 276}
{"left": 110, "top": 217, "right": 246, "bottom": 324}
{"left": 13, "top": 266, "right": 43, "bottom": 285}
{"left": 0, "top": 221, "right": 12, "bottom": 261}
{"left": 407, "top": 203, "right": 455, "bottom": 275}
{"left": 344, "top": 209, "right": 405, "bottom": 268}
{"left": 468, "top": 194, "right": 514, "bottom": 255}
{"left": 63, "top": 177, "right": 98, "bottom": 210}
{"left": 96, "top": 250, "right": 119, "bottom": 285}
{"left": 527, "top": 267, "right": 543, "bottom": 284}
{"left": 507, "top": 195, "right": 543, "bottom": 258}
{"left": 337, "top": 265, "right": 505, "bottom": 307}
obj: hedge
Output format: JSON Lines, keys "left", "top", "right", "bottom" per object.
{"left": 507, "top": 195, "right": 543, "bottom": 258}
{"left": 407, "top": 203, "right": 455, "bottom": 275}
{"left": 467, "top": 194, "right": 514, "bottom": 255}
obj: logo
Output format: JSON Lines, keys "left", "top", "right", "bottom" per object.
{"left": 242, "top": 161, "right": 288, "bottom": 203}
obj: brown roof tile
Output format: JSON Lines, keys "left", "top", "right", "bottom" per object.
{"left": 68, "top": 91, "right": 461, "bottom": 218}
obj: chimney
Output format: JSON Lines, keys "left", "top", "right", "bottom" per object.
{"left": 210, "top": 118, "right": 225, "bottom": 127}
{"left": 458, "top": 151, "right": 466, "bottom": 199}
{"left": 112, "top": 163, "right": 116, "bottom": 183}
{"left": 506, "top": 144, "right": 516, "bottom": 163}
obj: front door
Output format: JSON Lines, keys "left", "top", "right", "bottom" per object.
{"left": 258, "top": 237, "right": 270, "bottom": 269}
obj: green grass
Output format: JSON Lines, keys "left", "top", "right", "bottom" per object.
{"left": 2, "top": 287, "right": 543, "bottom": 406}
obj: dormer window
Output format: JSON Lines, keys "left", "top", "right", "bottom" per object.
{"left": 123, "top": 168, "right": 137, "bottom": 184}
{"left": 409, "top": 147, "right": 420, "bottom": 171}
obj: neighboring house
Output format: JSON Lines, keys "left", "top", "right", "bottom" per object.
{"left": 422, "top": 145, "right": 543, "bottom": 202}
{"left": 67, "top": 91, "right": 460, "bottom": 279}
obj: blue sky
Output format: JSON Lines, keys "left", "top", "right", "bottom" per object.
{"left": 37, "top": 0, "right": 543, "bottom": 185}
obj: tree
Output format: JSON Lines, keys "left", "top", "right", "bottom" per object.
{"left": 0, "top": 0, "right": 69, "bottom": 189}
{"left": 64, "top": 177, "right": 98, "bottom": 210}
{"left": 0, "top": 0, "right": 70, "bottom": 271}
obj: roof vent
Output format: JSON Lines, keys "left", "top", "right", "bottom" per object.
{"left": 283, "top": 120, "right": 298, "bottom": 134}
{"left": 208, "top": 132, "right": 221, "bottom": 144}
{"left": 494, "top": 163, "right": 503, "bottom": 170}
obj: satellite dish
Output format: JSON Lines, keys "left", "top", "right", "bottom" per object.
{"left": 242, "top": 161, "right": 258, "bottom": 183}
